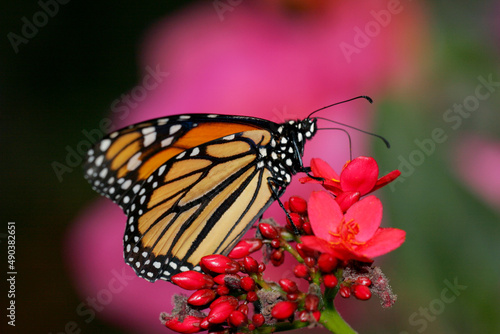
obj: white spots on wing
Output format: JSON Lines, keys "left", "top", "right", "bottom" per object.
{"left": 306, "top": 131, "right": 312, "bottom": 138}
{"left": 153, "top": 261, "right": 161, "bottom": 269}
{"left": 147, "top": 272, "right": 154, "bottom": 278}
{"left": 132, "top": 184, "right": 141, "bottom": 193}
{"left": 126, "top": 244, "right": 131, "bottom": 252}
{"left": 100, "top": 139, "right": 112, "bottom": 151}
{"left": 107, "top": 177, "right": 115, "bottom": 184}
{"left": 176, "top": 151, "right": 186, "bottom": 159}
{"left": 109, "top": 131, "right": 119, "bottom": 138}
{"left": 142, "top": 126, "right": 155, "bottom": 135}
{"left": 127, "top": 152, "right": 142, "bottom": 171}
{"left": 207, "top": 114, "right": 218, "bottom": 118}
{"left": 280, "top": 137, "right": 288, "bottom": 144}
{"left": 180, "top": 266, "right": 189, "bottom": 272}
{"left": 143, "top": 132, "right": 156, "bottom": 147}
{"left": 288, "top": 147, "right": 294, "bottom": 154}
{"left": 123, "top": 196, "right": 130, "bottom": 204}
{"left": 286, "top": 174, "right": 291, "bottom": 183}
{"left": 277, "top": 126, "right": 283, "bottom": 134}
{"left": 117, "top": 178, "right": 125, "bottom": 184}
{"left": 88, "top": 149, "right": 94, "bottom": 156}
{"left": 86, "top": 168, "right": 93, "bottom": 175}
{"left": 140, "top": 195, "right": 146, "bottom": 205}
{"left": 298, "top": 132, "right": 303, "bottom": 142}
{"left": 271, "top": 152, "right": 278, "bottom": 160}
{"left": 257, "top": 161, "right": 264, "bottom": 168}
{"left": 133, "top": 246, "right": 139, "bottom": 253}
{"left": 179, "top": 115, "right": 191, "bottom": 120}
{"left": 157, "top": 118, "right": 169, "bottom": 125}
{"left": 158, "top": 165, "right": 166, "bottom": 176}
{"left": 99, "top": 168, "right": 108, "bottom": 178}
{"left": 94, "top": 155, "right": 104, "bottom": 167}
{"left": 139, "top": 188, "right": 146, "bottom": 195}
{"left": 109, "top": 187, "right": 115, "bottom": 194}
{"left": 169, "top": 124, "right": 182, "bottom": 135}
{"left": 147, "top": 175, "right": 153, "bottom": 183}
{"left": 259, "top": 148, "right": 267, "bottom": 157}
{"left": 169, "top": 262, "right": 177, "bottom": 269}
{"left": 190, "top": 147, "right": 200, "bottom": 156}
{"left": 223, "top": 134, "right": 235, "bottom": 140}
{"left": 161, "top": 137, "right": 174, "bottom": 147}
{"left": 152, "top": 181, "right": 158, "bottom": 188}
{"left": 142, "top": 251, "right": 148, "bottom": 258}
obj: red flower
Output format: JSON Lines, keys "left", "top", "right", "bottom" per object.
{"left": 162, "top": 315, "right": 203, "bottom": 333}
{"left": 301, "top": 192, "right": 405, "bottom": 262}
{"left": 300, "top": 157, "right": 401, "bottom": 211}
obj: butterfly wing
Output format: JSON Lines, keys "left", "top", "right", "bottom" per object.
{"left": 83, "top": 115, "right": 281, "bottom": 281}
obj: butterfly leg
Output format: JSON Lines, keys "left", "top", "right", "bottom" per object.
{"left": 267, "top": 177, "right": 300, "bottom": 235}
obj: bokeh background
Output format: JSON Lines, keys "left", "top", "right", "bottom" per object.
{"left": 2, "top": 0, "right": 500, "bottom": 333}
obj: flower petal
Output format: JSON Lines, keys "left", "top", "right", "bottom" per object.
{"left": 372, "top": 170, "right": 401, "bottom": 192}
{"left": 335, "top": 191, "right": 360, "bottom": 212}
{"left": 354, "top": 227, "right": 406, "bottom": 258}
{"left": 308, "top": 191, "right": 343, "bottom": 238}
{"left": 340, "top": 156, "right": 379, "bottom": 195}
{"left": 311, "top": 158, "right": 340, "bottom": 180}
{"left": 344, "top": 195, "right": 382, "bottom": 242}
{"left": 300, "top": 236, "right": 335, "bottom": 254}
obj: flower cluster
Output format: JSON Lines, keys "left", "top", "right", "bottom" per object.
{"left": 161, "top": 157, "right": 404, "bottom": 333}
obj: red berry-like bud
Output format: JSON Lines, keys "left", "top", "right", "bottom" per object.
{"left": 296, "top": 243, "right": 316, "bottom": 259}
{"left": 317, "top": 253, "right": 338, "bottom": 273}
{"left": 246, "top": 291, "right": 258, "bottom": 302}
{"left": 240, "top": 276, "right": 256, "bottom": 292}
{"left": 352, "top": 284, "right": 372, "bottom": 300}
{"left": 188, "top": 289, "right": 217, "bottom": 306}
{"left": 302, "top": 221, "right": 313, "bottom": 235}
{"left": 270, "top": 238, "right": 281, "bottom": 248}
{"left": 294, "top": 264, "right": 308, "bottom": 278}
{"left": 211, "top": 295, "right": 239, "bottom": 308}
{"left": 228, "top": 310, "right": 247, "bottom": 327}
{"left": 228, "top": 238, "right": 263, "bottom": 259}
{"left": 201, "top": 255, "right": 240, "bottom": 274}
{"left": 200, "top": 317, "right": 210, "bottom": 329}
{"left": 259, "top": 223, "right": 279, "bottom": 239}
{"left": 339, "top": 285, "right": 351, "bottom": 298}
{"left": 171, "top": 271, "right": 214, "bottom": 290}
{"left": 208, "top": 301, "right": 236, "bottom": 324}
{"left": 312, "top": 311, "right": 321, "bottom": 321}
{"left": 298, "top": 310, "right": 308, "bottom": 322}
{"left": 270, "top": 249, "right": 285, "bottom": 266}
{"left": 323, "top": 274, "right": 338, "bottom": 288}
{"left": 304, "top": 256, "right": 315, "bottom": 267}
{"left": 356, "top": 277, "right": 372, "bottom": 286}
{"left": 216, "top": 285, "right": 230, "bottom": 295}
{"left": 243, "top": 256, "right": 259, "bottom": 273}
{"left": 213, "top": 274, "right": 241, "bottom": 286}
{"left": 305, "top": 294, "right": 319, "bottom": 312}
{"left": 237, "top": 303, "right": 249, "bottom": 315}
{"left": 279, "top": 278, "right": 298, "bottom": 293}
{"left": 258, "top": 263, "right": 266, "bottom": 273}
{"left": 287, "top": 212, "right": 302, "bottom": 229}
{"left": 287, "top": 293, "right": 299, "bottom": 301}
{"left": 252, "top": 313, "right": 265, "bottom": 327}
{"left": 163, "top": 315, "right": 202, "bottom": 333}
{"left": 271, "top": 301, "right": 297, "bottom": 320}
{"left": 289, "top": 196, "right": 307, "bottom": 214}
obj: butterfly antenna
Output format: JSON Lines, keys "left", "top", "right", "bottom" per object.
{"left": 317, "top": 117, "right": 390, "bottom": 148}
{"left": 307, "top": 95, "right": 373, "bottom": 119}
{"left": 319, "top": 127, "right": 353, "bottom": 160}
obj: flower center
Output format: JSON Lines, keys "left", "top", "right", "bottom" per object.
{"left": 329, "top": 218, "right": 363, "bottom": 246}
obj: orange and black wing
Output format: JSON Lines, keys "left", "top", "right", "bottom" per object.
{"left": 83, "top": 114, "right": 280, "bottom": 281}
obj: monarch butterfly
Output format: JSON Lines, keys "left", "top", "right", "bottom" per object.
{"left": 83, "top": 97, "right": 371, "bottom": 282}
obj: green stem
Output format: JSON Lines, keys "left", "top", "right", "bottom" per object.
{"left": 320, "top": 307, "right": 357, "bottom": 334}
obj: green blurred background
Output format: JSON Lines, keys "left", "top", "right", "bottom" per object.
{"left": 2, "top": 1, "right": 499, "bottom": 333}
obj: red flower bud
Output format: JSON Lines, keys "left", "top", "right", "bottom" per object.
{"left": 302, "top": 221, "right": 313, "bottom": 235}
{"left": 270, "top": 238, "right": 281, "bottom": 248}
{"left": 228, "top": 239, "right": 263, "bottom": 259}
{"left": 213, "top": 274, "right": 241, "bottom": 286}
{"left": 304, "top": 256, "right": 315, "bottom": 267}
{"left": 305, "top": 294, "right": 319, "bottom": 312}
{"left": 294, "top": 264, "right": 308, "bottom": 278}
{"left": 356, "top": 277, "right": 372, "bottom": 286}
{"left": 352, "top": 284, "right": 372, "bottom": 300}
{"left": 188, "top": 289, "right": 217, "bottom": 306}
{"left": 252, "top": 313, "right": 265, "bottom": 327}
{"left": 171, "top": 271, "right": 214, "bottom": 290}
{"left": 237, "top": 303, "right": 249, "bottom": 315}
{"left": 216, "top": 285, "right": 230, "bottom": 295}
{"left": 163, "top": 315, "right": 202, "bottom": 333}
{"left": 199, "top": 317, "right": 210, "bottom": 329}
{"left": 243, "top": 256, "right": 258, "bottom": 273}
{"left": 339, "top": 285, "right": 351, "bottom": 298}
{"left": 289, "top": 196, "right": 307, "bottom": 214}
{"left": 323, "top": 274, "right": 338, "bottom": 288}
{"left": 246, "top": 291, "right": 258, "bottom": 302}
{"left": 287, "top": 293, "right": 299, "bottom": 301}
{"left": 201, "top": 255, "right": 240, "bottom": 274}
{"left": 287, "top": 212, "right": 303, "bottom": 229}
{"left": 259, "top": 223, "right": 279, "bottom": 239}
{"left": 279, "top": 278, "right": 298, "bottom": 293}
{"left": 312, "top": 311, "right": 321, "bottom": 321}
{"left": 240, "top": 276, "right": 256, "bottom": 292}
{"left": 208, "top": 301, "right": 236, "bottom": 324}
{"left": 270, "top": 249, "right": 285, "bottom": 266}
{"left": 271, "top": 301, "right": 297, "bottom": 320}
{"left": 258, "top": 263, "right": 266, "bottom": 273}
{"left": 296, "top": 243, "right": 316, "bottom": 259}
{"left": 228, "top": 310, "right": 247, "bottom": 327}
{"left": 211, "top": 295, "right": 239, "bottom": 308}
{"left": 317, "top": 253, "right": 338, "bottom": 273}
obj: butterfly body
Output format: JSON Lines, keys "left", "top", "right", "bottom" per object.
{"left": 84, "top": 114, "right": 316, "bottom": 282}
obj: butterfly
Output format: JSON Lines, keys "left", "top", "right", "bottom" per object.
{"left": 83, "top": 97, "right": 372, "bottom": 282}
